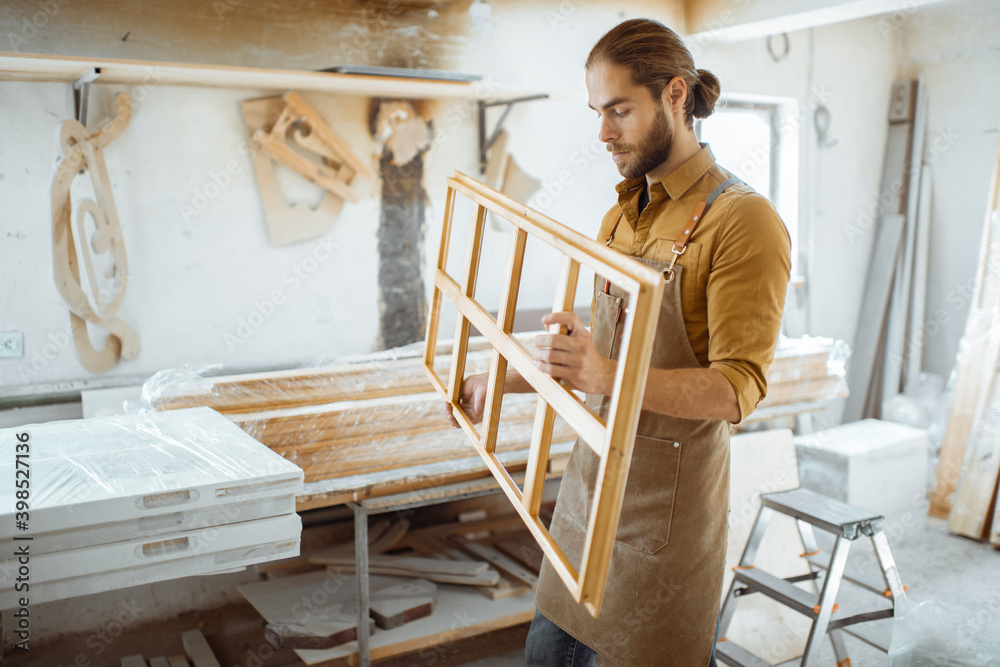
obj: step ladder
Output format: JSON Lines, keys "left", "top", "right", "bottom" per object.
{"left": 716, "top": 487, "right": 907, "bottom": 666}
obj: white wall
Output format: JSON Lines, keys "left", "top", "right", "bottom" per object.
{"left": 0, "top": 0, "right": 682, "bottom": 402}
{"left": 697, "top": 16, "right": 898, "bottom": 348}
{"left": 894, "top": 0, "right": 1000, "bottom": 379}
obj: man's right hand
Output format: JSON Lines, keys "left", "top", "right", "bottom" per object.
{"left": 445, "top": 372, "right": 489, "bottom": 427}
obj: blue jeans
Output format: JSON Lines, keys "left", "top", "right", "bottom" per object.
{"left": 524, "top": 610, "right": 720, "bottom": 667}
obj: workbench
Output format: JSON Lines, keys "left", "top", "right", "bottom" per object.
{"left": 293, "top": 441, "right": 573, "bottom": 667}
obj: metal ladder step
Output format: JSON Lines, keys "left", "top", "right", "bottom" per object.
{"left": 715, "top": 639, "right": 772, "bottom": 667}
{"left": 804, "top": 552, "right": 888, "bottom": 597}
{"left": 734, "top": 567, "right": 818, "bottom": 617}
{"left": 761, "top": 488, "right": 883, "bottom": 539}
{"left": 733, "top": 567, "right": 894, "bottom": 630}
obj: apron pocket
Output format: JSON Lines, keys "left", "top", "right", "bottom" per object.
{"left": 592, "top": 290, "right": 622, "bottom": 360}
{"left": 613, "top": 434, "right": 682, "bottom": 555}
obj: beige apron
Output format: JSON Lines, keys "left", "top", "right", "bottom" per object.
{"left": 535, "top": 256, "right": 730, "bottom": 666}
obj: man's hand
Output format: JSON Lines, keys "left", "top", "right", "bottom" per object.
{"left": 533, "top": 312, "right": 616, "bottom": 396}
{"left": 445, "top": 372, "right": 489, "bottom": 427}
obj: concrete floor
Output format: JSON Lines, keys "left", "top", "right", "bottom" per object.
{"left": 456, "top": 517, "right": 1000, "bottom": 666}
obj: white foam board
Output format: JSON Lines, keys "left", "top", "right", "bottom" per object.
{"left": 0, "top": 532, "right": 300, "bottom": 608}
{"left": 1, "top": 494, "right": 296, "bottom": 554}
{"left": 0, "top": 407, "right": 303, "bottom": 535}
{"left": 0, "top": 513, "right": 300, "bottom": 587}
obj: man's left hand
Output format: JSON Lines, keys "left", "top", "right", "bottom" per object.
{"left": 533, "top": 312, "right": 616, "bottom": 396}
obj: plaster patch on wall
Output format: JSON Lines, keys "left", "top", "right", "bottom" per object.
{"left": 376, "top": 100, "right": 432, "bottom": 166}
{"left": 373, "top": 100, "right": 432, "bottom": 350}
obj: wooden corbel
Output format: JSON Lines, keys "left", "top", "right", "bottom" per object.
{"left": 51, "top": 91, "right": 139, "bottom": 373}
{"left": 243, "top": 91, "right": 373, "bottom": 246}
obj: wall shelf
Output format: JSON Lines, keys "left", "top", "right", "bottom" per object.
{"left": 0, "top": 51, "right": 536, "bottom": 100}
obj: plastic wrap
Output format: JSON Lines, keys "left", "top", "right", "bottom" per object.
{"left": 758, "top": 335, "right": 851, "bottom": 407}
{"left": 889, "top": 595, "right": 999, "bottom": 666}
{"left": 139, "top": 334, "right": 576, "bottom": 487}
{"left": 1, "top": 407, "right": 301, "bottom": 534}
{"left": 0, "top": 407, "right": 303, "bottom": 607}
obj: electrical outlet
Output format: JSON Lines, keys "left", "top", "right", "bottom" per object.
{"left": 0, "top": 332, "right": 23, "bottom": 358}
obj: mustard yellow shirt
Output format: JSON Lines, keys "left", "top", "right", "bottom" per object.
{"left": 596, "top": 144, "right": 792, "bottom": 422}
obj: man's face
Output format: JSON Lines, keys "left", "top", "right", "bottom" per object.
{"left": 586, "top": 61, "right": 674, "bottom": 180}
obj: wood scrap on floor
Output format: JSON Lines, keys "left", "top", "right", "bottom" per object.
{"left": 265, "top": 620, "right": 359, "bottom": 650}
{"left": 180, "top": 629, "right": 222, "bottom": 667}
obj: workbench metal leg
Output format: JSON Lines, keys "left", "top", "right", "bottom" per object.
{"left": 352, "top": 503, "right": 371, "bottom": 667}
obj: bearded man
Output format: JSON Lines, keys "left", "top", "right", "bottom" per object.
{"left": 448, "top": 18, "right": 791, "bottom": 666}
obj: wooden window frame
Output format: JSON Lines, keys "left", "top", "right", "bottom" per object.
{"left": 423, "top": 171, "right": 663, "bottom": 616}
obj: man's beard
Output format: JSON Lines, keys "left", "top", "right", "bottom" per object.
{"left": 608, "top": 105, "right": 673, "bottom": 180}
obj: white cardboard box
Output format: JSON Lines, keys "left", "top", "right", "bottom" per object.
{"left": 793, "top": 419, "right": 929, "bottom": 518}
{"left": 0, "top": 407, "right": 303, "bottom": 536}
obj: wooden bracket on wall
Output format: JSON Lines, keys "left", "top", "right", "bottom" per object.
{"left": 477, "top": 94, "right": 548, "bottom": 174}
{"left": 243, "top": 91, "right": 373, "bottom": 247}
{"left": 423, "top": 172, "right": 662, "bottom": 616}
{"left": 51, "top": 91, "right": 139, "bottom": 374}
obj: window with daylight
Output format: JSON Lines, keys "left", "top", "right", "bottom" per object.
{"left": 696, "top": 98, "right": 800, "bottom": 276}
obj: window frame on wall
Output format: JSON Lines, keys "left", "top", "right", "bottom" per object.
{"left": 694, "top": 95, "right": 801, "bottom": 276}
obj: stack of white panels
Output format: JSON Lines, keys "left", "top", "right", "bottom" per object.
{"left": 0, "top": 407, "right": 303, "bottom": 608}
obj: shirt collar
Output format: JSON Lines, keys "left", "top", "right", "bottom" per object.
{"left": 613, "top": 143, "right": 718, "bottom": 201}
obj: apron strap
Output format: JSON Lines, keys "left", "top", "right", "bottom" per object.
{"left": 662, "top": 176, "right": 743, "bottom": 284}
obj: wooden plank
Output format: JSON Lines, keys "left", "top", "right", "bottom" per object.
{"left": 310, "top": 554, "right": 488, "bottom": 578}
{"left": 325, "top": 563, "right": 500, "bottom": 587}
{"left": 907, "top": 166, "right": 933, "bottom": 385}
{"left": 495, "top": 537, "right": 544, "bottom": 573}
{"left": 0, "top": 51, "right": 531, "bottom": 100}
{"left": 167, "top": 658, "right": 189, "bottom": 667}
{"left": 121, "top": 657, "right": 147, "bottom": 667}
{"left": 455, "top": 539, "right": 539, "bottom": 588}
{"left": 883, "top": 77, "right": 925, "bottom": 402}
{"left": 181, "top": 629, "right": 221, "bottom": 667}
{"left": 949, "top": 374, "right": 1000, "bottom": 539}
{"left": 367, "top": 578, "right": 437, "bottom": 629}
{"left": 931, "top": 129, "right": 1000, "bottom": 518}
{"left": 843, "top": 213, "right": 905, "bottom": 422}
{"left": 265, "top": 620, "right": 360, "bottom": 650}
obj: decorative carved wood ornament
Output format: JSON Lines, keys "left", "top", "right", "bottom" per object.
{"left": 243, "top": 91, "right": 373, "bottom": 246}
{"left": 51, "top": 92, "right": 138, "bottom": 374}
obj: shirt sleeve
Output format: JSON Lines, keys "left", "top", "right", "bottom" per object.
{"left": 706, "top": 192, "right": 792, "bottom": 423}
